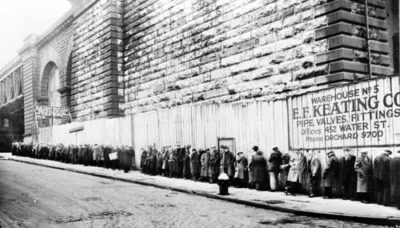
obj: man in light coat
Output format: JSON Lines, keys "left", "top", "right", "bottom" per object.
{"left": 283, "top": 150, "right": 306, "bottom": 195}
{"left": 234, "top": 152, "right": 249, "bottom": 188}
{"left": 200, "top": 149, "right": 210, "bottom": 182}
{"left": 354, "top": 151, "right": 373, "bottom": 203}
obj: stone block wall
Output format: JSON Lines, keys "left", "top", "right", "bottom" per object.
{"left": 123, "top": 0, "right": 395, "bottom": 115}
{"left": 70, "top": 0, "right": 124, "bottom": 120}
{"left": 315, "top": 0, "right": 394, "bottom": 81}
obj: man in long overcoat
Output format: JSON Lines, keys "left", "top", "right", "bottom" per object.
{"left": 200, "top": 149, "right": 210, "bottom": 181}
{"left": 249, "top": 146, "right": 268, "bottom": 190}
{"left": 390, "top": 150, "right": 400, "bottom": 209}
{"left": 190, "top": 148, "right": 201, "bottom": 180}
{"left": 168, "top": 147, "right": 175, "bottom": 177}
{"left": 309, "top": 150, "right": 321, "bottom": 197}
{"left": 339, "top": 148, "right": 357, "bottom": 200}
{"left": 220, "top": 146, "right": 235, "bottom": 180}
{"left": 208, "top": 147, "right": 220, "bottom": 183}
{"left": 373, "top": 150, "right": 392, "bottom": 205}
{"left": 354, "top": 151, "right": 373, "bottom": 203}
{"left": 140, "top": 148, "right": 147, "bottom": 173}
{"left": 234, "top": 152, "right": 249, "bottom": 188}
{"left": 268, "top": 147, "right": 282, "bottom": 191}
{"left": 182, "top": 147, "right": 191, "bottom": 179}
{"left": 283, "top": 150, "right": 306, "bottom": 195}
{"left": 156, "top": 147, "right": 165, "bottom": 175}
{"left": 322, "top": 151, "right": 339, "bottom": 198}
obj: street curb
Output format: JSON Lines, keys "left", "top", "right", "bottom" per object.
{"left": 6, "top": 157, "right": 400, "bottom": 225}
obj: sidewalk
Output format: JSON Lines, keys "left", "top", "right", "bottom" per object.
{"left": 3, "top": 153, "right": 400, "bottom": 225}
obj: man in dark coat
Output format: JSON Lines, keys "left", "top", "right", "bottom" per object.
{"left": 140, "top": 148, "right": 147, "bottom": 173}
{"left": 200, "top": 149, "right": 210, "bottom": 182}
{"left": 268, "top": 147, "right": 282, "bottom": 191}
{"left": 234, "top": 152, "right": 248, "bottom": 188}
{"left": 182, "top": 147, "right": 191, "bottom": 179}
{"left": 390, "top": 151, "right": 400, "bottom": 209}
{"left": 322, "top": 151, "right": 339, "bottom": 198}
{"left": 220, "top": 146, "right": 235, "bottom": 180}
{"left": 208, "top": 147, "right": 220, "bottom": 183}
{"left": 339, "top": 148, "right": 357, "bottom": 200}
{"left": 190, "top": 148, "right": 201, "bottom": 180}
{"left": 373, "top": 150, "right": 392, "bottom": 205}
{"left": 249, "top": 146, "right": 268, "bottom": 191}
{"left": 308, "top": 150, "right": 321, "bottom": 197}
{"left": 156, "top": 147, "right": 165, "bottom": 175}
{"left": 355, "top": 151, "right": 373, "bottom": 203}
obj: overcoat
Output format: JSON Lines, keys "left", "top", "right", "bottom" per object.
{"left": 390, "top": 157, "right": 400, "bottom": 202}
{"left": 235, "top": 156, "right": 249, "bottom": 181}
{"left": 373, "top": 153, "right": 391, "bottom": 182}
{"left": 182, "top": 149, "right": 191, "bottom": 178}
{"left": 287, "top": 153, "right": 307, "bottom": 183}
{"left": 208, "top": 149, "right": 220, "bottom": 181}
{"left": 322, "top": 155, "right": 339, "bottom": 187}
{"left": 200, "top": 151, "right": 210, "bottom": 177}
{"left": 354, "top": 155, "right": 373, "bottom": 193}
{"left": 339, "top": 155, "right": 356, "bottom": 185}
{"left": 190, "top": 150, "right": 201, "bottom": 177}
{"left": 310, "top": 154, "right": 321, "bottom": 177}
{"left": 268, "top": 150, "right": 282, "bottom": 173}
{"left": 220, "top": 150, "right": 235, "bottom": 177}
{"left": 249, "top": 152, "right": 267, "bottom": 183}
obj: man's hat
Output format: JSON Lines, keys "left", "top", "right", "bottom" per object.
{"left": 385, "top": 150, "right": 392, "bottom": 155}
{"left": 252, "top": 146, "right": 259, "bottom": 151}
{"left": 272, "top": 147, "right": 279, "bottom": 152}
{"left": 327, "top": 151, "right": 334, "bottom": 156}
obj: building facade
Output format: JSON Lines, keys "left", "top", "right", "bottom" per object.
{"left": 0, "top": 0, "right": 399, "bottom": 163}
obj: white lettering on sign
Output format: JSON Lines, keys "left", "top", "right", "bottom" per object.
{"left": 288, "top": 76, "right": 400, "bottom": 149}
{"left": 35, "top": 106, "right": 70, "bottom": 119}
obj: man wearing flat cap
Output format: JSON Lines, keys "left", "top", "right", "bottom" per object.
{"left": 373, "top": 150, "right": 392, "bottom": 205}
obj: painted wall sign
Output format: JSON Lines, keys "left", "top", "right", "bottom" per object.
{"left": 288, "top": 76, "right": 400, "bottom": 149}
{"left": 35, "top": 105, "right": 70, "bottom": 119}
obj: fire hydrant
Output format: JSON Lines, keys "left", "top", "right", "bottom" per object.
{"left": 218, "top": 172, "right": 230, "bottom": 195}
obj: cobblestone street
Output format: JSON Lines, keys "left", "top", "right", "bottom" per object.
{"left": 0, "top": 160, "right": 388, "bottom": 228}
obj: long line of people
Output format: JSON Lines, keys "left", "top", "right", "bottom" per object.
{"left": 140, "top": 145, "right": 400, "bottom": 210}
{"left": 10, "top": 141, "right": 400, "bottom": 209}
{"left": 11, "top": 142, "right": 135, "bottom": 173}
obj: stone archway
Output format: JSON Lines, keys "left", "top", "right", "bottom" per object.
{"left": 41, "top": 61, "right": 62, "bottom": 107}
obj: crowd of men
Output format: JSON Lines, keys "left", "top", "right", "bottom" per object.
{"left": 11, "top": 142, "right": 135, "bottom": 172}
{"left": 10, "top": 141, "right": 400, "bottom": 209}
{"left": 140, "top": 145, "right": 400, "bottom": 209}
